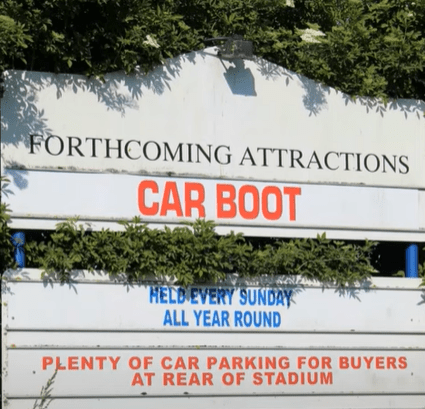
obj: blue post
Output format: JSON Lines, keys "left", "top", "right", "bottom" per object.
{"left": 11, "top": 232, "right": 25, "bottom": 268}
{"left": 405, "top": 244, "right": 418, "bottom": 278}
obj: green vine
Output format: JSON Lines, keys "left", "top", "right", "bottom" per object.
{"left": 32, "top": 370, "right": 57, "bottom": 409}
{"left": 0, "top": 176, "right": 15, "bottom": 270}
{"left": 25, "top": 217, "right": 378, "bottom": 286}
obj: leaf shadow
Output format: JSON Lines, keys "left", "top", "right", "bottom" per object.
{"left": 1, "top": 51, "right": 201, "bottom": 152}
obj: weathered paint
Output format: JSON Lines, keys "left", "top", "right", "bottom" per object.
{"left": 2, "top": 269, "right": 424, "bottom": 408}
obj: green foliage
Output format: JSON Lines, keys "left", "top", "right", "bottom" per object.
{"left": 0, "top": 176, "right": 15, "bottom": 270}
{"left": 25, "top": 217, "right": 377, "bottom": 286}
{"left": 26, "top": 218, "right": 252, "bottom": 285}
{"left": 249, "top": 233, "right": 376, "bottom": 286}
{"left": 1, "top": 0, "right": 424, "bottom": 99}
{"left": 0, "top": 13, "right": 31, "bottom": 71}
{"left": 290, "top": 0, "right": 425, "bottom": 99}
{"left": 0, "top": 0, "right": 201, "bottom": 74}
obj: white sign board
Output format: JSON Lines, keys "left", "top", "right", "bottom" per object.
{"left": 3, "top": 171, "right": 425, "bottom": 240}
{"left": 2, "top": 270, "right": 425, "bottom": 409}
{"left": 2, "top": 50, "right": 425, "bottom": 188}
{"left": 1, "top": 48, "right": 425, "bottom": 240}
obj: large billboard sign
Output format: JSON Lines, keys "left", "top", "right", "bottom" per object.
{"left": 1, "top": 48, "right": 425, "bottom": 239}
{"left": 2, "top": 270, "right": 424, "bottom": 408}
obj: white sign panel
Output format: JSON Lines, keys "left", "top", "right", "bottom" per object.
{"left": 5, "top": 349, "right": 424, "bottom": 396}
{"left": 2, "top": 49, "right": 425, "bottom": 239}
{"left": 2, "top": 270, "right": 425, "bottom": 409}
{"left": 1, "top": 49, "right": 425, "bottom": 189}
{"left": 3, "top": 170, "right": 425, "bottom": 241}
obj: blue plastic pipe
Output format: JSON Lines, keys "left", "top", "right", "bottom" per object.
{"left": 11, "top": 232, "right": 25, "bottom": 268}
{"left": 405, "top": 244, "right": 418, "bottom": 278}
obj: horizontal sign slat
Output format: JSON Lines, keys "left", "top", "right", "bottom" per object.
{"left": 5, "top": 279, "right": 424, "bottom": 332}
{"left": 5, "top": 349, "right": 425, "bottom": 396}
{"left": 6, "top": 395, "right": 425, "bottom": 409}
{"left": 7, "top": 331, "right": 425, "bottom": 349}
{"left": 3, "top": 170, "right": 425, "bottom": 240}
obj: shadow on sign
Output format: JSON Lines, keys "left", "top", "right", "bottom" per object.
{"left": 223, "top": 59, "right": 257, "bottom": 97}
